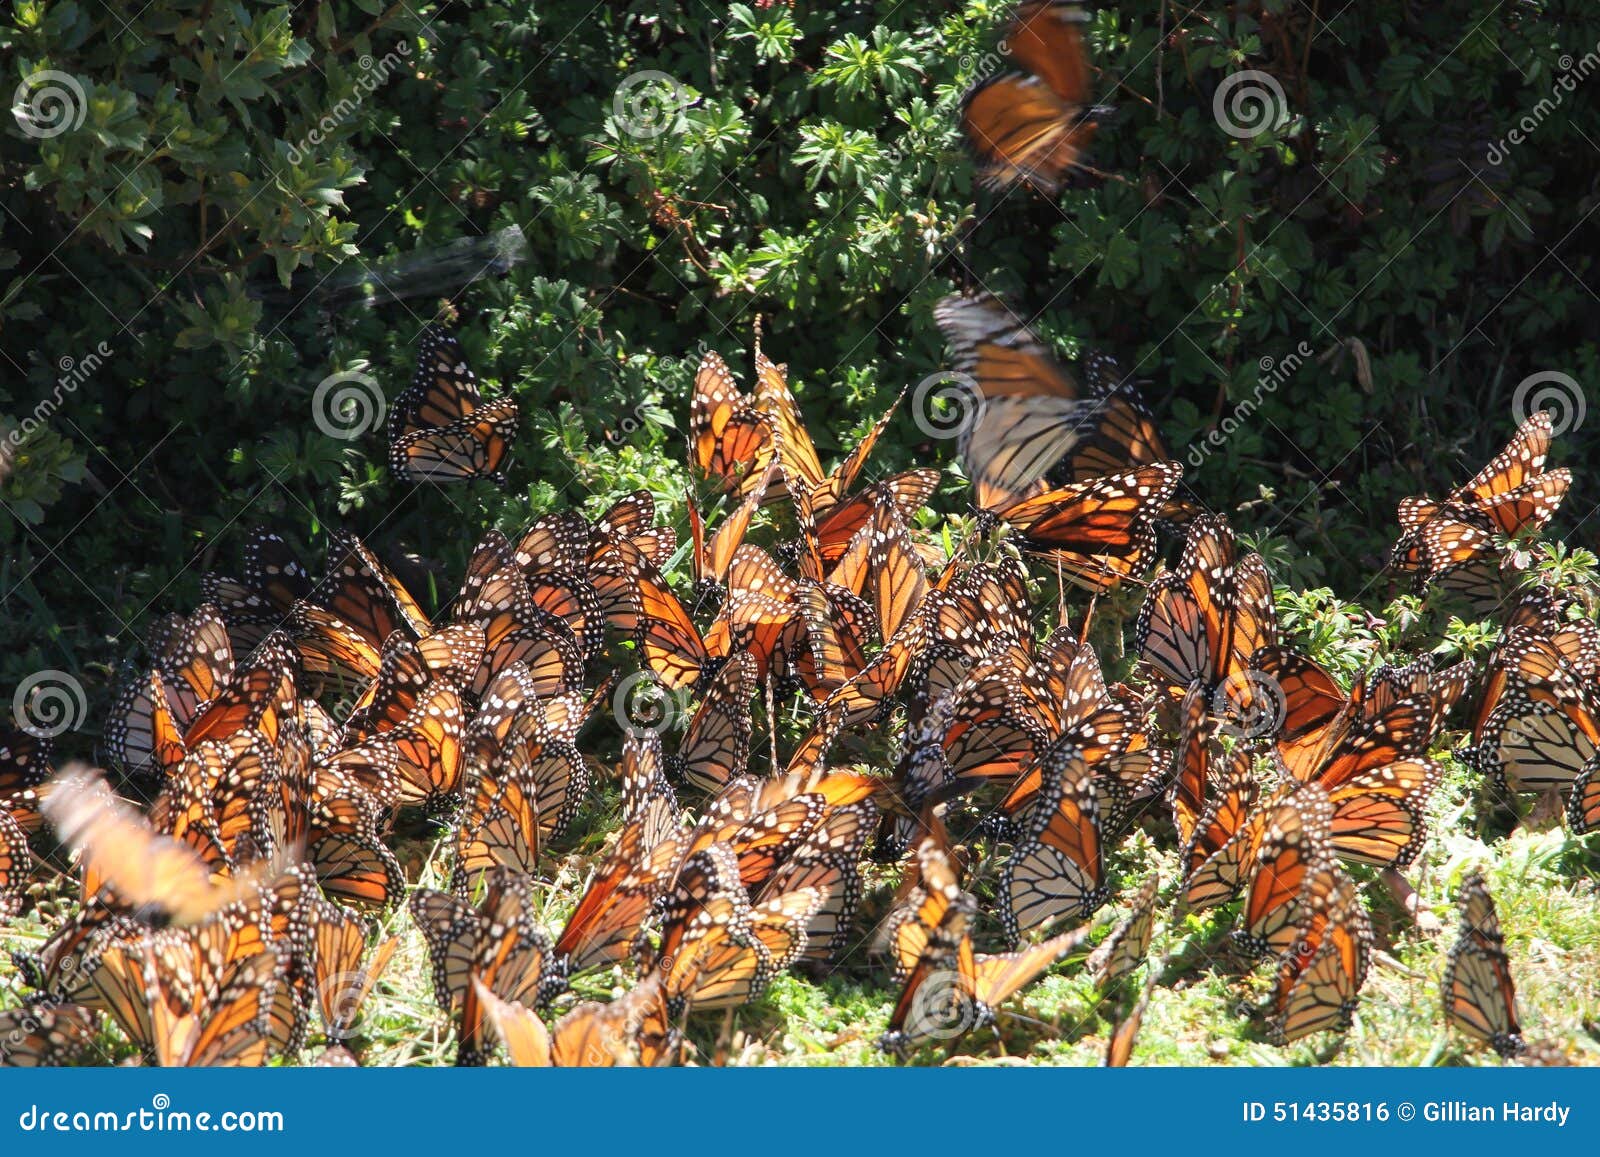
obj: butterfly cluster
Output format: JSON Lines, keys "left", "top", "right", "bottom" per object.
{"left": 1, "top": 310, "right": 1588, "bottom": 1067}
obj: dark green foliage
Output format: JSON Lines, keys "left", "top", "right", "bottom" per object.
{"left": 3, "top": 1, "right": 1599, "bottom": 759}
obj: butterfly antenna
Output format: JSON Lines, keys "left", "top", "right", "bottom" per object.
{"left": 1079, "top": 596, "right": 1099, "bottom": 646}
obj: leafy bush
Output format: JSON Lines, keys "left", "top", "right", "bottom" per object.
{"left": 4, "top": 0, "right": 1600, "bottom": 757}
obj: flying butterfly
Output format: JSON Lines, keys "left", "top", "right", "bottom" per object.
{"left": 935, "top": 293, "right": 1170, "bottom": 510}
{"left": 960, "top": 1, "right": 1104, "bottom": 193}
{"left": 43, "top": 766, "right": 275, "bottom": 926}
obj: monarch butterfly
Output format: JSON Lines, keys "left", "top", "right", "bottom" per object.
{"left": 450, "top": 538, "right": 588, "bottom": 699}
{"left": 409, "top": 868, "right": 553, "bottom": 1065}
{"left": 313, "top": 906, "right": 399, "bottom": 1042}
{"left": 629, "top": 553, "right": 726, "bottom": 694}
{"left": 338, "top": 642, "right": 465, "bottom": 811}
{"left": 453, "top": 770, "right": 541, "bottom": 889}
{"left": 1180, "top": 747, "right": 1263, "bottom": 913}
{"left": 1476, "top": 694, "right": 1597, "bottom": 801}
{"left": 105, "top": 605, "right": 236, "bottom": 778}
{"left": 1567, "top": 754, "right": 1600, "bottom": 833}
{"left": 748, "top": 344, "right": 905, "bottom": 527}
{"left": 935, "top": 292, "right": 1172, "bottom": 508}
{"left": 1251, "top": 645, "right": 1468, "bottom": 789}
{"left": 1245, "top": 650, "right": 1451, "bottom": 870}
{"left": 790, "top": 582, "right": 875, "bottom": 702}
{"left": 880, "top": 888, "right": 1091, "bottom": 1053}
{"left": 713, "top": 551, "right": 809, "bottom": 686}
{"left": 1086, "top": 873, "right": 1159, "bottom": 990}
{"left": 1442, "top": 872, "right": 1525, "bottom": 1058}
{"left": 865, "top": 502, "right": 929, "bottom": 644}
{"left": 201, "top": 528, "right": 315, "bottom": 654}
{"left": 147, "top": 732, "right": 280, "bottom": 870}
{"left": 389, "top": 325, "right": 519, "bottom": 484}
{"left": 0, "top": 808, "right": 30, "bottom": 919}
{"left": 644, "top": 790, "right": 824, "bottom": 908}
{"left": 588, "top": 491, "right": 678, "bottom": 635}
{"left": 85, "top": 871, "right": 312, "bottom": 1064}
{"left": 754, "top": 799, "right": 875, "bottom": 966}
{"left": 548, "top": 814, "right": 681, "bottom": 989}
{"left": 900, "top": 614, "right": 1005, "bottom": 735}
{"left": 1137, "top": 514, "right": 1277, "bottom": 698}
{"left": 0, "top": 1004, "right": 101, "bottom": 1067}
{"left": 820, "top": 617, "right": 929, "bottom": 730}
{"left": 250, "top": 754, "right": 405, "bottom": 911}
{"left": 1, "top": 726, "right": 52, "bottom": 835}
{"left": 43, "top": 766, "right": 275, "bottom": 926}
{"left": 960, "top": 1, "right": 1102, "bottom": 193}
{"left": 1235, "top": 786, "right": 1337, "bottom": 958}
{"left": 181, "top": 633, "right": 300, "bottom": 754}
{"left": 691, "top": 889, "right": 826, "bottom": 1015}
{"left": 454, "top": 710, "right": 587, "bottom": 888}
{"left": 91, "top": 937, "right": 289, "bottom": 1066}
{"left": 999, "top": 743, "right": 1106, "bottom": 939}
{"left": 802, "top": 469, "right": 940, "bottom": 577}
{"left": 898, "top": 655, "right": 1048, "bottom": 825}
{"left": 664, "top": 652, "right": 756, "bottom": 796}
{"left": 1104, "top": 963, "right": 1159, "bottom": 1066}
{"left": 470, "top": 976, "right": 552, "bottom": 1066}
{"left": 687, "top": 459, "right": 778, "bottom": 603}
{"left": 982, "top": 463, "right": 1184, "bottom": 592}
{"left": 689, "top": 349, "right": 774, "bottom": 496}
{"left": 1471, "top": 595, "right": 1600, "bottom": 800}
{"left": 549, "top": 974, "right": 680, "bottom": 1066}
{"left": 997, "top": 629, "right": 1160, "bottom": 834}
{"left": 657, "top": 879, "right": 825, "bottom": 1015}
{"left": 1390, "top": 412, "right": 1570, "bottom": 594}
{"left": 631, "top": 546, "right": 799, "bottom": 694}
{"left": 1169, "top": 684, "right": 1219, "bottom": 849}
{"left": 467, "top": 527, "right": 604, "bottom": 661}
{"left": 1266, "top": 863, "right": 1370, "bottom": 1045}
{"left": 10, "top": 893, "right": 143, "bottom": 1003}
